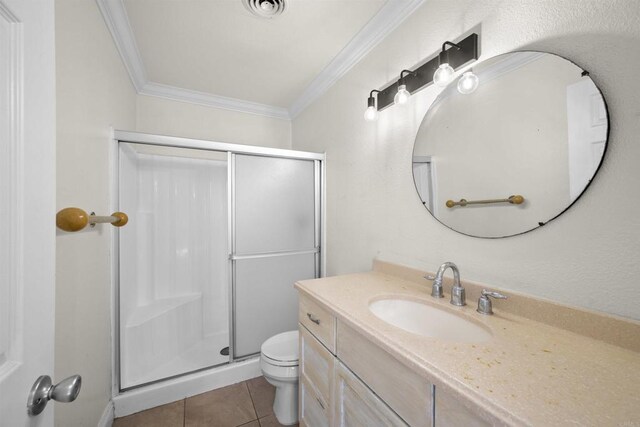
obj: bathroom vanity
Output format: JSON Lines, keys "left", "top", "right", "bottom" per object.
{"left": 297, "top": 284, "right": 490, "bottom": 426}
{"left": 295, "top": 260, "right": 640, "bottom": 426}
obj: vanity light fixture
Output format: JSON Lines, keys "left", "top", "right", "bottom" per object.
{"left": 394, "top": 70, "right": 417, "bottom": 105}
{"left": 364, "top": 90, "right": 381, "bottom": 121}
{"left": 433, "top": 41, "right": 461, "bottom": 87}
{"left": 457, "top": 70, "right": 479, "bottom": 94}
{"left": 370, "top": 33, "right": 478, "bottom": 112}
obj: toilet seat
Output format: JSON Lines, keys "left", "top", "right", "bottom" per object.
{"left": 260, "top": 330, "right": 299, "bottom": 367}
{"left": 262, "top": 354, "right": 298, "bottom": 367}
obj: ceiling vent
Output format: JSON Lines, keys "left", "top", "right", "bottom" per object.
{"left": 243, "top": 0, "right": 286, "bottom": 19}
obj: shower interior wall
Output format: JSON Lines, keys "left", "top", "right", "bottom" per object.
{"left": 118, "top": 143, "right": 230, "bottom": 389}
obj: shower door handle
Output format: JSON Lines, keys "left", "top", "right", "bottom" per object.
{"left": 229, "top": 248, "right": 319, "bottom": 261}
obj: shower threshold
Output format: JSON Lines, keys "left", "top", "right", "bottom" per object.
{"left": 122, "top": 333, "right": 230, "bottom": 390}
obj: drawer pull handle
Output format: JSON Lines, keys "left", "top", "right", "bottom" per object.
{"left": 307, "top": 313, "right": 321, "bottom": 325}
{"left": 316, "top": 396, "right": 325, "bottom": 410}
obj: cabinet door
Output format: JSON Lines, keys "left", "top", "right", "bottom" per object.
{"left": 435, "top": 386, "right": 491, "bottom": 427}
{"left": 300, "top": 325, "right": 333, "bottom": 403}
{"left": 299, "top": 325, "right": 333, "bottom": 427}
{"left": 337, "top": 322, "right": 432, "bottom": 426}
{"left": 334, "top": 361, "right": 407, "bottom": 427}
{"left": 300, "top": 376, "right": 330, "bottom": 427}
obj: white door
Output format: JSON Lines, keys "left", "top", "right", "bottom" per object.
{"left": 0, "top": 0, "right": 56, "bottom": 425}
{"left": 412, "top": 157, "right": 436, "bottom": 215}
{"left": 566, "top": 78, "right": 607, "bottom": 201}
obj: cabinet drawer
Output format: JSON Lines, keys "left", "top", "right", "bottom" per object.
{"left": 334, "top": 361, "right": 407, "bottom": 427}
{"left": 337, "top": 322, "right": 433, "bottom": 427}
{"left": 300, "top": 375, "right": 330, "bottom": 427}
{"left": 299, "top": 295, "right": 336, "bottom": 354}
{"left": 300, "top": 324, "right": 334, "bottom": 404}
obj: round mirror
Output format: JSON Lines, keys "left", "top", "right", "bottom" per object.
{"left": 412, "top": 51, "right": 608, "bottom": 238}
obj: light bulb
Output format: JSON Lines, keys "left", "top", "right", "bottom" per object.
{"left": 433, "top": 63, "right": 455, "bottom": 87}
{"left": 394, "top": 84, "right": 411, "bottom": 105}
{"left": 364, "top": 105, "right": 378, "bottom": 121}
{"left": 457, "top": 71, "right": 479, "bottom": 94}
{"left": 364, "top": 91, "right": 380, "bottom": 121}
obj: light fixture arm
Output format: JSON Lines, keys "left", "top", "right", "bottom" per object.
{"left": 398, "top": 69, "right": 417, "bottom": 86}
{"left": 439, "top": 41, "right": 461, "bottom": 65}
{"left": 367, "top": 89, "right": 381, "bottom": 108}
{"left": 441, "top": 41, "right": 461, "bottom": 51}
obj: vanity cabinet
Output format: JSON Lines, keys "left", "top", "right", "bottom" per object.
{"left": 299, "top": 323, "right": 406, "bottom": 427}
{"left": 298, "top": 296, "right": 424, "bottom": 427}
{"left": 298, "top": 294, "right": 486, "bottom": 427}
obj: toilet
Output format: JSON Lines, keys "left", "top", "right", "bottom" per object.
{"left": 260, "top": 330, "right": 299, "bottom": 425}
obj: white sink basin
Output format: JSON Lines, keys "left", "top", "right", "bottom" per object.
{"left": 369, "top": 298, "right": 492, "bottom": 343}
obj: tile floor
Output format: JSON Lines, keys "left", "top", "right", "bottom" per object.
{"left": 113, "top": 376, "right": 297, "bottom": 427}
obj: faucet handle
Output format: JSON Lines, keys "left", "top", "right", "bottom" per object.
{"left": 477, "top": 289, "right": 507, "bottom": 315}
{"left": 481, "top": 289, "right": 507, "bottom": 300}
{"left": 424, "top": 274, "right": 443, "bottom": 298}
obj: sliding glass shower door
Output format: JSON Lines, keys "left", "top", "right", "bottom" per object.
{"left": 116, "top": 133, "right": 323, "bottom": 390}
{"left": 231, "top": 154, "right": 320, "bottom": 359}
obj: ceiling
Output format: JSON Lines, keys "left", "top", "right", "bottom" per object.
{"left": 98, "top": 0, "right": 426, "bottom": 119}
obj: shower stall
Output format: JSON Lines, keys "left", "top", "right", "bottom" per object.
{"left": 113, "top": 131, "right": 323, "bottom": 395}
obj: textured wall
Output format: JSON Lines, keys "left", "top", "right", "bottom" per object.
{"left": 136, "top": 95, "right": 292, "bottom": 149}
{"left": 292, "top": 0, "right": 640, "bottom": 319}
{"left": 55, "top": 0, "right": 137, "bottom": 425}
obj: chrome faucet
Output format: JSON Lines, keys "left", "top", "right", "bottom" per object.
{"left": 425, "top": 262, "right": 466, "bottom": 306}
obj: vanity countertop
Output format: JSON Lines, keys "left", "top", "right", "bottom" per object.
{"left": 295, "top": 267, "right": 640, "bottom": 426}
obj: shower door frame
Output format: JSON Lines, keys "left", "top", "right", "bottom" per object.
{"left": 110, "top": 130, "right": 325, "bottom": 394}
{"left": 229, "top": 152, "right": 322, "bottom": 361}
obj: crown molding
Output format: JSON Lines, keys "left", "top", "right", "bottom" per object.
{"left": 288, "top": 0, "right": 427, "bottom": 118}
{"left": 96, "top": 0, "right": 147, "bottom": 91}
{"left": 140, "top": 82, "right": 290, "bottom": 120}
{"left": 96, "top": 0, "right": 426, "bottom": 121}
{"left": 96, "top": 0, "right": 289, "bottom": 118}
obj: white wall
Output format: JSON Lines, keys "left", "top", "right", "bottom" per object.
{"left": 55, "top": 0, "right": 137, "bottom": 425}
{"left": 136, "top": 95, "right": 292, "bottom": 149}
{"left": 292, "top": 0, "right": 640, "bottom": 320}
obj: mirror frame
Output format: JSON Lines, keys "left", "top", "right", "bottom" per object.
{"left": 412, "top": 50, "right": 610, "bottom": 238}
